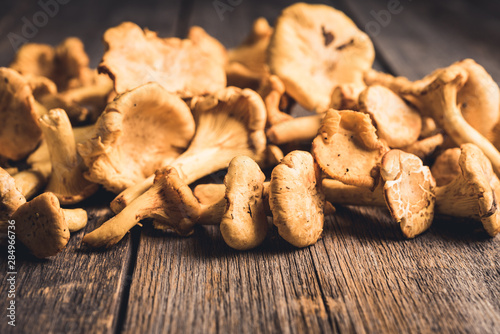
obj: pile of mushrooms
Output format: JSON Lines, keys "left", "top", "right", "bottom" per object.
{"left": 1, "top": 3, "right": 499, "bottom": 258}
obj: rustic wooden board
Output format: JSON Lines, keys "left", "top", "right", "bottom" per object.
{"left": 0, "top": 0, "right": 500, "bottom": 333}
{"left": 0, "top": 200, "right": 136, "bottom": 334}
{"left": 337, "top": 0, "right": 500, "bottom": 81}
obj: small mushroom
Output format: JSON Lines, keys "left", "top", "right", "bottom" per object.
{"left": 0, "top": 169, "right": 88, "bottom": 258}
{"left": 219, "top": 156, "right": 268, "bottom": 250}
{"left": 269, "top": 151, "right": 325, "bottom": 247}
{"left": 256, "top": 75, "right": 293, "bottom": 126}
{"left": 10, "top": 37, "right": 92, "bottom": 91}
{"left": 398, "top": 63, "right": 500, "bottom": 177}
{"left": 37, "top": 73, "right": 113, "bottom": 124}
{"left": 330, "top": 83, "right": 365, "bottom": 111}
{"left": 266, "top": 113, "right": 324, "bottom": 145}
{"left": 380, "top": 150, "right": 436, "bottom": 238}
{"left": 0, "top": 67, "right": 44, "bottom": 160}
{"left": 111, "top": 86, "right": 267, "bottom": 212}
{"left": 39, "top": 108, "right": 98, "bottom": 204}
{"left": 434, "top": 144, "right": 500, "bottom": 236}
{"left": 82, "top": 167, "right": 201, "bottom": 248}
{"left": 359, "top": 85, "right": 422, "bottom": 148}
{"left": 268, "top": 3, "right": 375, "bottom": 111}
{"left": 323, "top": 150, "right": 436, "bottom": 238}
{"left": 431, "top": 147, "right": 462, "bottom": 187}
{"left": 401, "top": 133, "right": 444, "bottom": 161}
{"left": 187, "top": 26, "right": 227, "bottom": 67}
{"left": 365, "top": 60, "right": 500, "bottom": 146}
{"left": 98, "top": 22, "right": 226, "bottom": 97}
{"left": 10, "top": 193, "right": 85, "bottom": 258}
{"left": 13, "top": 124, "right": 94, "bottom": 200}
{"left": 312, "top": 109, "right": 389, "bottom": 188}
{"left": 226, "top": 17, "right": 273, "bottom": 90}
{"left": 78, "top": 82, "right": 195, "bottom": 193}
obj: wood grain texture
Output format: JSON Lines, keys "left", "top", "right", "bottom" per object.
{"left": 337, "top": 0, "right": 500, "bottom": 81}
{"left": 0, "top": 0, "right": 500, "bottom": 333}
{"left": 0, "top": 201, "right": 135, "bottom": 334}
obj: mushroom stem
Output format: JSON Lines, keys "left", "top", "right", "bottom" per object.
{"left": 39, "top": 108, "right": 98, "bottom": 204}
{"left": 63, "top": 208, "right": 88, "bottom": 232}
{"left": 198, "top": 198, "right": 227, "bottom": 225}
{"left": 322, "top": 179, "right": 386, "bottom": 207}
{"left": 436, "top": 73, "right": 500, "bottom": 178}
{"left": 13, "top": 168, "right": 50, "bottom": 200}
{"left": 83, "top": 189, "right": 158, "bottom": 248}
{"left": 266, "top": 114, "right": 324, "bottom": 144}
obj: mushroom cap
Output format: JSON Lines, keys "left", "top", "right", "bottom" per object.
{"left": 10, "top": 38, "right": 91, "bottom": 91}
{"left": 11, "top": 192, "right": 70, "bottom": 258}
{"left": 431, "top": 148, "right": 462, "bottom": 186}
{"left": 436, "top": 144, "right": 500, "bottom": 236}
{"left": 359, "top": 85, "right": 422, "bottom": 148}
{"left": 98, "top": 22, "right": 226, "bottom": 97}
{"left": 0, "top": 67, "right": 42, "bottom": 160}
{"left": 268, "top": 3, "right": 375, "bottom": 112}
{"left": 53, "top": 37, "right": 91, "bottom": 90}
{"left": 226, "top": 17, "right": 273, "bottom": 89}
{"left": 269, "top": 150, "right": 325, "bottom": 248}
{"left": 220, "top": 156, "right": 268, "bottom": 250}
{"left": 330, "top": 83, "right": 365, "bottom": 111}
{"left": 150, "top": 167, "right": 201, "bottom": 236}
{"left": 257, "top": 74, "right": 293, "bottom": 126}
{"left": 380, "top": 150, "right": 436, "bottom": 238}
{"left": 187, "top": 26, "right": 227, "bottom": 66}
{"left": 78, "top": 82, "right": 195, "bottom": 193}
{"left": 455, "top": 59, "right": 500, "bottom": 141}
{"left": 183, "top": 86, "right": 267, "bottom": 179}
{"left": 0, "top": 167, "right": 26, "bottom": 221}
{"left": 312, "top": 109, "right": 389, "bottom": 188}
{"left": 10, "top": 43, "right": 56, "bottom": 80}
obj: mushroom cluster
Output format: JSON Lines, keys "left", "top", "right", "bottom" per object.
{"left": 1, "top": 3, "right": 499, "bottom": 258}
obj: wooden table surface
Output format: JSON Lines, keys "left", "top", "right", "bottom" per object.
{"left": 1, "top": 0, "right": 500, "bottom": 333}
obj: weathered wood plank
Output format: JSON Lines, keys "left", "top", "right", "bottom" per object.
{"left": 311, "top": 207, "right": 500, "bottom": 333}
{"left": 336, "top": 0, "right": 500, "bottom": 81}
{"left": 123, "top": 224, "right": 336, "bottom": 334}
{"left": 0, "top": 195, "right": 135, "bottom": 334}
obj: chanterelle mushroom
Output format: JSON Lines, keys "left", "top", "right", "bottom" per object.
{"left": 40, "top": 108, "right": 98, "bottom": 204}
{"left": 269, "top": 151, "right": 325, "bottom": 247}
{"left": 1, "top": 168, "right": 88, "bottom": 257}
{"left": 431, "top": 148, "right": 462, "bottom": 186}
{"left": 78, "top": 82, "right": 195, "bottom": 193}
{"left": 398, "top": 63, "right": 500, "bottom": 177}
{"left": 220, "top": 156, "right": 268, "bottom": 250}
{"left": 435, "top": 144, "right": 500, "bottom": 237}
{"left": 365, "top": 59, "right": 500, "bottom": 146}
{"left": 98, "top": 21, "right": 226, "bottom": 97}
{"left": 322, "top": 150, "right": 436, "bottom": 238}
{"left": 266, "top": 113, "right": 324, "bottom": 145}
{"left": 226, "top": 17, "right": 273, "bottom": 90}
{"left": 10, "top": 37, "right": 93, "bottom": 91}
{"left": 82, "top": 167, "right": 201, "bottom": 248}
{"left": 268, "top": 3, "right": 375, "bottom": 112}
{"left": 380, "top": 150, "right": 436, "bottom": 238}
{"left": 312, "top": 109, "right": 389, "bottom": 188}
{"left": 359, "top": 85, "right": 422, "bottom": 148}
{"left": 111, "top": 86, "right": 267, "bottom": 212}
{"left": 0, "top": 67, "right": 44, "bottom": 160}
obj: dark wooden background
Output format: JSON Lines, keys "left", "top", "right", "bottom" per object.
{"left": 1, "top": 0, "right": 500, "bottom": 333}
